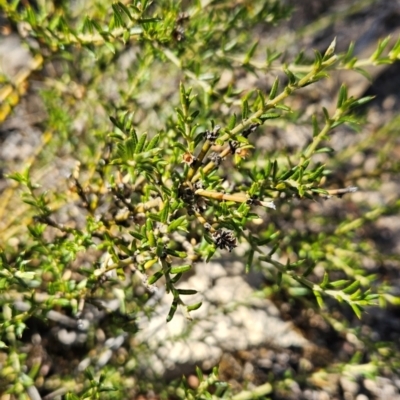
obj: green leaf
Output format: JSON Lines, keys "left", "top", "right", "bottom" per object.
{"left": 137, "top": 17, "right": 162, "bottom": 24}
{"left": 313, "top": 49, "right": 323, "bottom": 69}
{"left": 260, "top": 112, "right": 280, "bottom": 120}
{"left": 91, "top": 19, "right": 104, "bottom": 35}
{"left": 256, "top": 90, "right": 266, "bottom": 110}
{"left": 343, "top": 280, "right": 361, "bottom": 294}
{"left": 323, "top": 37, "right": 336, "bottom": 60}
{"left": 173, "top": 141, "right": 189, "bottom": 153}
{"left": 122, "top": 30, "right": 131, "bottom": 43}
{"left": 196, "top": 366, "right": 204, "bottom": 381}
{"left": 330, "top": 120, "right": 345, "bottom": 129}
{"left": 310, "top": 190, "right": 328, "bottom": 199}
{"left": 244, "top": 40, "right": 259, "bottom": 64}
{"left": 66, "top": 394, "right": 80, "bottom": 400}
{"left": 177, "top": 288, "right": 197, "bottom": 295}
{"left": 14, "top": 271, "right": 35, "bottom": 280}
{"left": 117, "top": 2, "right": 133, "bottom": 20}
{"left": 129, "top": 231, "right": 145, "bottom": 241}
{"left": 170, "top": 264, "right": 191, "bottom": 274}
{"left": 271, "top": 160, "right": 278, "bottom": 182}
{"left": 312, "top": 114, "right": 319, "bottom": 137}
{"left": 321, "top": 272, "right": 329, "bottom": 288}
{"left": 160, "top": 201, "right": 169, "bottom": 224}
{"left": 146, "top": 134, "right": 160, "bottom": 150}
{"left": 293, "top": 50, "right": 305, "bottom": 65}
{"left": 25, "top": 6, "right": 37, "bottom": 26}
{"left": 283, "top": 67, "right": 296, "bottom": 85}
{"left": 275, "top": 104, "right": 291, "bottom": 112}
{"left": 187, "top": 302, "right": 202, "bottom": 312}
{"left": 148, "top": 212, "right": 161, "bottom": 222}
{"left": 104, "top": 41, "right": 116, "bottom": 54}
{"left": 268, "top": 243, "right": 279, "bottom": 257}
{"left": 227, "top": 113, "right": 237, "bottom": 130}
{"left": 23, "top": 199, "right": 38, "bottom": 207}
{"left": 245, "top": 250, "right": 254, "bottom": 273}
{"left": 205, "top": 246, "right": 216, "bottom": 262}
{"left": 179, "top": 82, "right": 189, "bottom": 109}
{"left": 263, "top": 159, "right": 272, "bottom": 179}
{"left": 343, "top": 41, "right": 355, "bottom": 63}
{"left": 276, "top": 272, "right": 282, "bottom": 286}
{"left": 171, "top": 273, "right": 183, "bottom": 284}
{"left": 99, "top": 386, "right": 117, "bottom": 393}
{"left": 84, "top": 367, "right": 95, "bottom": 381}
{"left": 371, "top": 36, "right": 390, "bottom": 61}
{"left": 322, "top": 107, "right": 330, "bottom": 122}
{"left": 242, "top": 100, "right": 249, "bottom": 120}
{"left": 146, "top": 220, "right": 156, "bottom": 247}
{"left": 350, "top": 303, "right": 362, "bottom": 319}
{"left": 314, "top": 291, "right": 324, "bottom": 308}
{"left": 82, "top": 17, "right": 95, "bottom": 34}
{"left": 165, "top": 249, "right": 187, "bottom": 258}
{"left": 148, "top": 270, "right": 164, "bottom": 285}
{"left": 111, "top": 5, "right": 124, "bottom": 29}
{"left": 350, "top": 288, "right": 362, "bottom": 301}
{"left": 269, "top": 77, "right": 279, "bottom": 100}
{"left": 167, "top": 216, "right": 188, "bottom": 233}
{"left": 110, "top": 115, "right": 123, "bottom": 130}
{"left": 348, "top": 95, "right": 375, "bottom": 108}
{"left": 166, "top": 300, "right": 178, "bottom": 322}
{"left": 135, "top": 132, "right": 148, "bottom": 153}
{"left": 279, "top": 167, "right": 296, "bottom": 180}
{"left": 306, "top": 165, "right": 326, "bottom": 181}
{"left": 337, "top": 84, "right": 347, "bottom": 108}
{"left": 315, "top": 147, "right": 334, "bottom": 154}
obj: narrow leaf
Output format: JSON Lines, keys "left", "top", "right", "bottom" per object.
{"left": 170, "top": 264, "right": 191, "bottom": 274}
{"left": 135, "top": 132, "right": 148, "bottom": 153}
{"left": 283, "top": 67, "right": 296, "bottom": 85}
{"left": 276, "top": 272, "right": 282, "bottom": 286}
{"left": 227, "top": 113, "right": 237, "bottom": 130}
{"left": 187, "top": 302, "right": 202, "bottom": 312}
{"left": 160, "top": 201, "right": 169, "bottom": 223}
{"left": 337, "top": 84, "right": 348, "bottom": 108}
{"left": 343, "top": 280, "right": 361, "bottom": 294}
{"left": 312, "top": 114, "right": 319, "bottom": 137}
{"left": 171, "top": 272, "right": 182, "bottom": 283}
{"left": 245, "top": 250, "right": 254, "bottom": 273}
{"left": 148, "top": 270, "right": 164, "bottom": 285}
{"left": 260, "top": 112, "right": 280, "bottom": 120}
{"left": 244, "top": 41, "right": 259, "bottom": 64}
{"left": 269, "top": 77, "right": 279, "bottom": 100}
{"left": 118, "top": 2, "right": 133, "bottom": 20}
{"left": 350, "top": 303, "right": 362, "bottom": 319}
{"left": 177, "top": 289, "right": 197, "bottom": 295}
{"left": 314, "top": 291, "right": 324, "bottom": 308}
{"left": 242, "top": 100, "right": 249, "bottom": 120}
{"left": 166, "top": 300, "right": 178, "bottom": 322}
{"left": 167, "top": 216, "right": 188, "bottom": 232}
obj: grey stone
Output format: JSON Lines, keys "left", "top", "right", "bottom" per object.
{"left": 135, "top": 260, "right": 309, "bottom": 378}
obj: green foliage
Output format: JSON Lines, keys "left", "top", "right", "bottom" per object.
{"left": 1, "top": 0, "right": 400, "bottom": 398}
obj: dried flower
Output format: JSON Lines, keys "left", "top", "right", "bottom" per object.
{"left": 204, "top": 125, "right": 221, "bottom": 142}
{"left": 241, "top": 123, "right": 259, "bottom": 138}
{"left": 182, "top": 152, "right": 196, "bottom": 165}
{"left": 212, "top": 229, "right": 237, "bottom": 252}
{"left": 235, "top": 147, "right": 251, "bottom": 159}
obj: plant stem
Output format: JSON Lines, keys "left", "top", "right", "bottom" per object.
{"left": 191, "top": 56, "right": 337, "bottom": 183}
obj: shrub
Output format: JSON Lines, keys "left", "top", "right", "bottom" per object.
{"left": 1, "top": 1, "right": 400, "bottom": 399}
